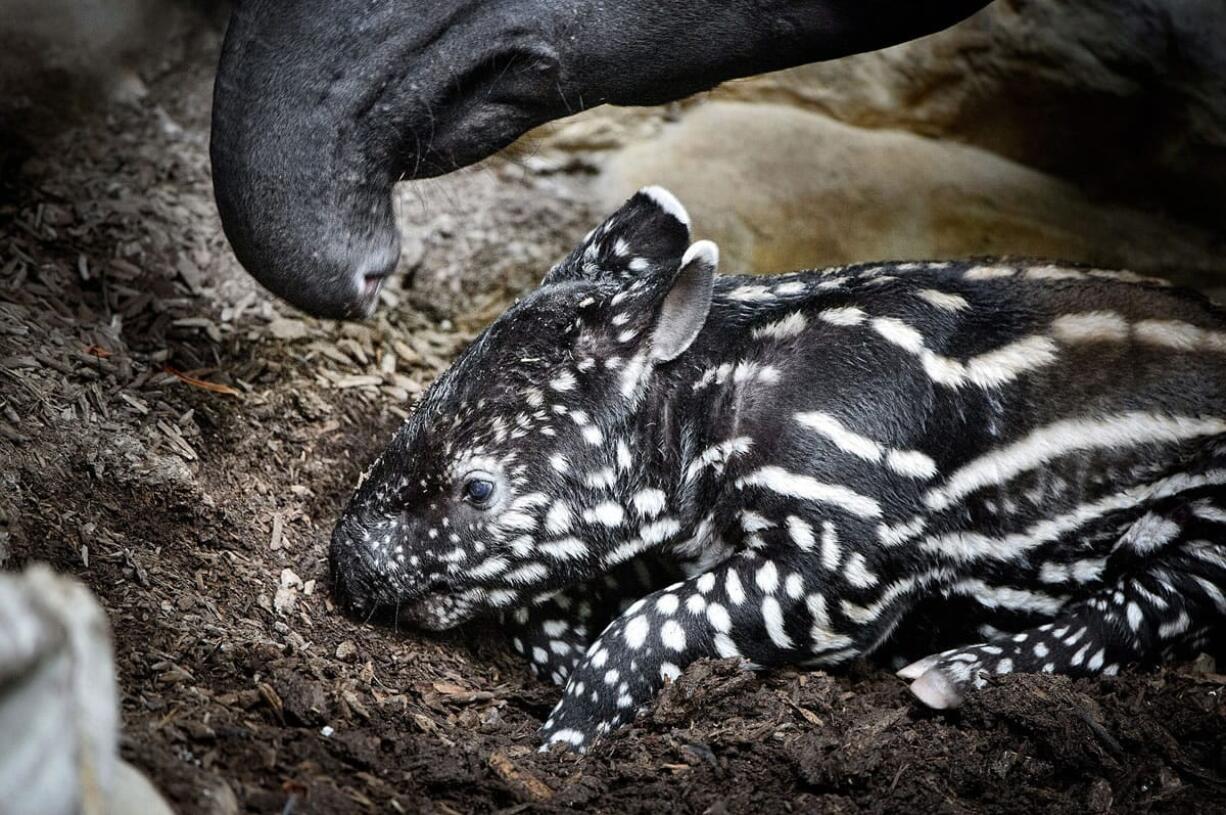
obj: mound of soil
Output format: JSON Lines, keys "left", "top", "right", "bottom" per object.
{"left": 2, "top": 35, "right": 1225, "bottom": 815}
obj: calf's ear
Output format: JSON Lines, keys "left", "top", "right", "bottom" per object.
{"left": 544, "top": 186, "right": 691, "bottom": 286}
{"left": 649, "top": 240, "right": 718, "bottom": 362}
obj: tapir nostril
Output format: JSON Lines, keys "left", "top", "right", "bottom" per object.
{"left": 349, "top": 239, "right": 400, "bottom": 315}
{"left": 362, "top": 274, "right": 385, "bottom": 298}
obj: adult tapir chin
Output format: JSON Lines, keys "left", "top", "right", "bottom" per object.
{"left": 209, "top": 0, "right": 992, "bottom": 319}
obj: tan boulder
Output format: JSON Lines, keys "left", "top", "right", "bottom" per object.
{"left": 599, "top": 101, "right": 1225, "bottom": 289}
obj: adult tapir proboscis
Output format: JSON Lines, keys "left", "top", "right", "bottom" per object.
{"left": 209, "top": 0, "right": 992, "bottom": 319}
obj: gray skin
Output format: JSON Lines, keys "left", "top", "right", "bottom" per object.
{"left": 210, "top": 0, "right": 992, "bottom": 318}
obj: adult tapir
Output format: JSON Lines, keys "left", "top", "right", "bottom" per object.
{"left": 209, "top": 0, "right": 992, "bottom": 319}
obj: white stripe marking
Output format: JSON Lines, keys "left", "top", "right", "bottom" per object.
{"left": 752, "top": 311, "right": 808, "bottom": 341}
{"left": 1051, "top": 312, "right": 1130, "bottom": 343}
{"left": 951, "top": 579, "right": 1065, "bottom": 615}
{"left": 660, "top": 619, "right": 687, "bottom": 651}
{"left": 631, "top": 488, "right": 667, "bottom": 518}
{"left": 871, "top": 318, "right": 1059, "bottom": 390}
{"left": 725, "top": 570, "right": 746, "bottom": 605}
{"left": 545, "top": 500, "right": 573, "bottom": 535}
{"left": 877, "top": 516, "right": 926, "bottom": 546}
{"left": 886, "top": 449, "right": 938, "bottom": 479}
{"left": 819, "top": 306, "right": 867, "bottom": 326}
{"left": 927, "top": 412, "right": 1226, "bottom": 510}
{"left": 763, "top": 597, "right": 794, "bottom": 648}
{"left": 786, "top": 516, "right": 815, "bottom": 551}
{"left": 963, "top": 265, "right": 1015, "bottom": 280}
{"left": 685, "top": 437, "right": 754, "bottom": 482}
{"left": 539, "top": 537, "right": 588, "bottom": 560}
{"left": 820, "top": 521, "right": 841, "bottom": 571}
{"left": 737, "top": 466, "right": 882, "bottom": 519}
{"left": 584, "top": 501, "right": 626, "bottom": 527}
{"left": 796, "top": 411, "right": 881, "bottom": 461}
{"left": 729, "top": 285, "right": 774, "bottom": 302}
{"left": 916, "top": 289, "right": 969, "bottom": 311}
{"left": 922, "top": 469, "right": 1226, "bottom": 563}
{"left": 843, "top": 553, "right": 878, "bottom": 588}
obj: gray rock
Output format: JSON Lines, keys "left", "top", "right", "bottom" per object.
{"left": 0, "top": 565, "right": 175, "bottom": 815}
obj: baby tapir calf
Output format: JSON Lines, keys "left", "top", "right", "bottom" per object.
{"left": 330, "top": 187, "right": 1226, "bottom": 751}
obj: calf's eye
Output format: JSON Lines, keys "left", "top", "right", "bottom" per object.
{"left": 464, "top": 477, "right": 496, "bottom": 505}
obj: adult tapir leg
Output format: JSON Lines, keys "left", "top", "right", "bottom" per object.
{"left": 901, "top": 497, "right": 1226, "bottom": 707}
{"left": 504, "top": 555, "right": 684, "bottom": 686}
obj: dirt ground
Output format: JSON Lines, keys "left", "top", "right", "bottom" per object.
{"left": 3, "top": 38, "right": 1226, "bottom": 815}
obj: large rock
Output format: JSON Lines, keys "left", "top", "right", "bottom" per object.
{"left": 0, "top": 565, "right": 174, "bottom": 815}
{"left": 711, "top": 0, "right": 1226, "bottom": 228}
{"left": 600, "top": 101, "right": 1225, "bottom": 288}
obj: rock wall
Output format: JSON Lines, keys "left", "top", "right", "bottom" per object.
{"left": 715, "top": 0, "right": 1226, "bottom": 228}
{"left": 535, "top": 0, "right": 1226, "bottom": 288}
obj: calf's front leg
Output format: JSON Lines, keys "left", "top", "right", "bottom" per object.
{"left": 505, "top": 555, "right": 684, "bottom": 687}
{"left": 539, "top": 544, "right": 881, "bottom": 751}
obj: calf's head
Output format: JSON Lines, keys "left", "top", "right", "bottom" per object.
{"left": 329, "top": 188, "right": 718, "bottom": 627}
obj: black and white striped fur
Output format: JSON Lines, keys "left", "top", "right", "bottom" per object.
{"left": 329, "top": 187, "right": 1226, "bottom": 752}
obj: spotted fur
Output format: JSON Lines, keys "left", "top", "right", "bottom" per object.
{"left": 330, "top": 187, "right": 1226, "bottom": 752}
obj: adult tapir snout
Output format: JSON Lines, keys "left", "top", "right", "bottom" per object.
{"left": 209, "top": 0, "right": 572, "bottom": 318}
{"left": 210, "top": 0, "right": 992, "bottom": 318}
{"left": 210, "top": 153, "right": 402, "bottom": 320}
{"left": 209, "top": 0, "right": 414, "bottom": 319}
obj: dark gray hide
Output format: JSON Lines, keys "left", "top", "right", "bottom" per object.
{"left": 331, "top": 187, "right": 1226, "bottom": 751}
{"left": 210, "top": 0, "right": 992, "bottom": 318}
